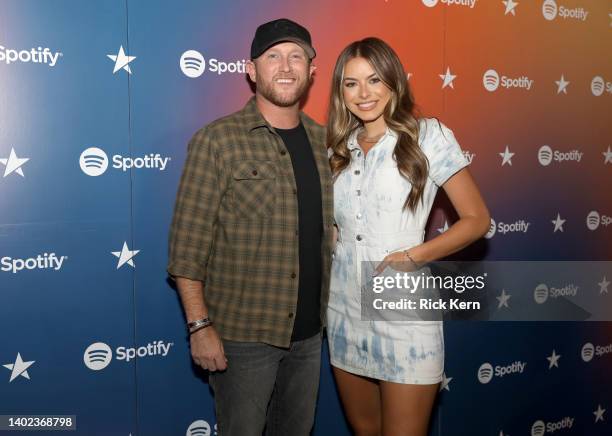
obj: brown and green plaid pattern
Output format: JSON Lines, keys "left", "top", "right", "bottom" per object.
{"left": 168, "top": 97, "right": 334, "bottom": 348}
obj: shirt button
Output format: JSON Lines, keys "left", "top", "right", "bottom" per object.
{"left": 356, "top": 213, "right": 362, "bottom": 220}
{"left": 295, "top": 230, "right": 299, "bottom": 236}
{"left": 291, "top": 272, "right": 297, "bottom": 279}
{"left": 357, "top": 151, "right": 362, "bottom": 157}
{"left": 356, "top": 235, "right": 363, "bottom": 241}
{"left": 356, "top": 190, "right": 361, "bottom": 196}
{"left": 288, "top": 313, "right": 294, "bottom": 318}
{"left": 354, "top": 170, "right": 361, "bottom": 175}
{"left": 280, "top": 150, "right": 287, "bottom": 156}
{"left": 252, "top": 170, "right": 258, "bottom": 176}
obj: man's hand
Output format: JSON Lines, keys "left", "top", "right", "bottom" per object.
{"left": 190, "top": 326, "right": 228, "bottom": 372}
{"left": 173, "top": 277, "right": 226, "bottom": 371}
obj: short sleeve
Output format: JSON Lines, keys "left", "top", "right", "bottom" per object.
{"left": 419, "top": 118, "right": 469, "bottom": 187}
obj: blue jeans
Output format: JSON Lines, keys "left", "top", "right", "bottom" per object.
{"left": 209, "top": 333, "right": 322, "bottom": 436}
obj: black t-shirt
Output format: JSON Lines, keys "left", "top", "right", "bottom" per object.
{"left": 275, "top": 123, "right": 323, "bottom": 342}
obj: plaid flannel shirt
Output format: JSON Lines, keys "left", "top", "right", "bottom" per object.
{"left": 168, "top": 97, "right": 334, "bottom": 347}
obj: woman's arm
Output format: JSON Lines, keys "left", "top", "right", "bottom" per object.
{"left": 408, "top": 167, "right": 490, "bottom": 265}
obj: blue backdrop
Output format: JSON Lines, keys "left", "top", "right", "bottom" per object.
{"left": 1, "top": 1, "right": 610, "bottom": 435}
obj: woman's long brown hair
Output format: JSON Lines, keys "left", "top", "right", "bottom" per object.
{"left": 327, "top": 37, "right": 428, "bottom": 211}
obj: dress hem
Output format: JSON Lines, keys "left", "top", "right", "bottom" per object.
{"left": 330, "top": 359, "right": 443, "bottom": 385}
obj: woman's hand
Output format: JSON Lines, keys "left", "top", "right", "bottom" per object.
{"left": 374, "top": 250, "right": 420, "bottom": 276}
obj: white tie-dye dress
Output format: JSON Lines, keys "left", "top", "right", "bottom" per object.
{"left": 327, "top": 118, "right": 469, "bottom": 384}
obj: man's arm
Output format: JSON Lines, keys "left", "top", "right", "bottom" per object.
{"left": 176, "top": 277, "right": 209, "bottom": 322}
{"left": 168, "top": 126, "right": 228, "bottom": 371}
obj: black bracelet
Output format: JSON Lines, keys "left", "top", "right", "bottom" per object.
{"left": 187, "top": 317, "right": 213, "bottom": 334}
{"left": 189, "top": 322, "right": 213, "bottom": 335}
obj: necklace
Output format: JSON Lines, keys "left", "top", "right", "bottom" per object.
{"left": 357, "top": 131, "right": 385, "bottom": 143}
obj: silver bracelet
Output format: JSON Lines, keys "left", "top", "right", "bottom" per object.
{"left": 403, "top": 250, "right": 420, "bottom": 269}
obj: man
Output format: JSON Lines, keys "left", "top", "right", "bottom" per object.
{"left": 167, "top": 18, "right": 333, "bottom": 436}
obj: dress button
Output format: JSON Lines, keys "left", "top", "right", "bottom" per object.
{"left": 288, "top": 313, "right": 294, "bottom": 319}
{"left": 356, "top": 235, "right": 363, "bottom": 241}
{"left": 280, "top": 150, "right": 287, "bottom": 156}
{"left": 291, "top": 272, "right": 297, "bottom": 279}
{"left": 354, "top": 170, "right": 361, "bottom": 175}
{"left": 252, "top": 170, "right": 258, "bottom": 176}
{"left": 295, "top": 230, "right": 299, "bottom": 236}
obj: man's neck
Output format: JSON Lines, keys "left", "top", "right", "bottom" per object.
{"left": 255, "top": 94, "right": 301, "bottom": 129}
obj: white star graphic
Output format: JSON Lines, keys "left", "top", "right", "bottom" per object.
{"left": 437, "top": 220, "right": 449, "bottom": 234}
{"left": 599, "top": 276, "right": 610, "bottom": 294}
{"left": 497, "top": 289, "right": 511, "bottom": 309}
{"left": 107, "top": 45, "right": 136, "bottom": 74}
{"left": 112, "top": 241, "right": 140, "bottom": 269}
{"left": 3, "top": 353, "right": 35, "bottom": 382}
{"left": 439, "top": 67, "right": 457, "bottom": 89}
{"left": 603, "top": 146, "right": 612, "bottom": 164}
{"left": 552, "top": 213, "right": 566, "bottom": 232}
{"left": 0, "top": 147, "right": 30, "bottom": 178}
{"left": 499, "top": 146, "right": 514, "bottom": 166}
{"left": 555, "top": 75, "right": 570, "bottom": 94}
{"left": 502, "top": 0, "right": 518, "bottom": 16}
{"left": 594, "top": 404, "right": 605, "bottom": 422}
{"left": 439, "top": 372, "right": 452, "bottom": 391}
{"left": 547, "top": 349, "right": 561, "bottom": 369}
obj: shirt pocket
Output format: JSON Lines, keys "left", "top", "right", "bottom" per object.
{"left": 369, "top": 165, "right": 407, "bottom": 213}
{"left": 231, "top": 160, "right": 277, "bottom": 219}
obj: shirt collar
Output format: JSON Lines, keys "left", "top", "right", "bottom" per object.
{"left": 242, "top": 97, "right": 271, "bottom": 132}
{"left": 241, "top": 96, "right": 321, "bottom": 141}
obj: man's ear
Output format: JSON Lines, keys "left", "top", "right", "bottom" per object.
{"left": 309, "top": 64, "right": 316, "bottom": 79}
{"left": 246, "top": 60, "right": 257, "bottom": 83}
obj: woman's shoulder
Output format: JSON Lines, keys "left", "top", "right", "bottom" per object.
{"left": 415, "top": 117, "right": 464, "bottom": 160}
{"left": 415, "top": 117, "right": 467, "bottom": 184}
{"left": 416, "top": 117, "right": 452, "bottom": 145}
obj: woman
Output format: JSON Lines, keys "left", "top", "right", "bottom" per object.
{"left": 326, "top": 37, "right": 490, "bottom": 436}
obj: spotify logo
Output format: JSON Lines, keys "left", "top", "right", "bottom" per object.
{"left": 79, "top": 147, "right": 108, "bottom": 176}
{"left": 180, "top": 50, "right": 205, "bottom": 78}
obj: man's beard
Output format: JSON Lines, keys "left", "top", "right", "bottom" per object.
{"left": 257, "top": 75, "right": 310, "bottom": 107}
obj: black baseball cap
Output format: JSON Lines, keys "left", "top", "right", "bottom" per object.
{"left": 250, "top": 18, "right": 316, "bottom": 60}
